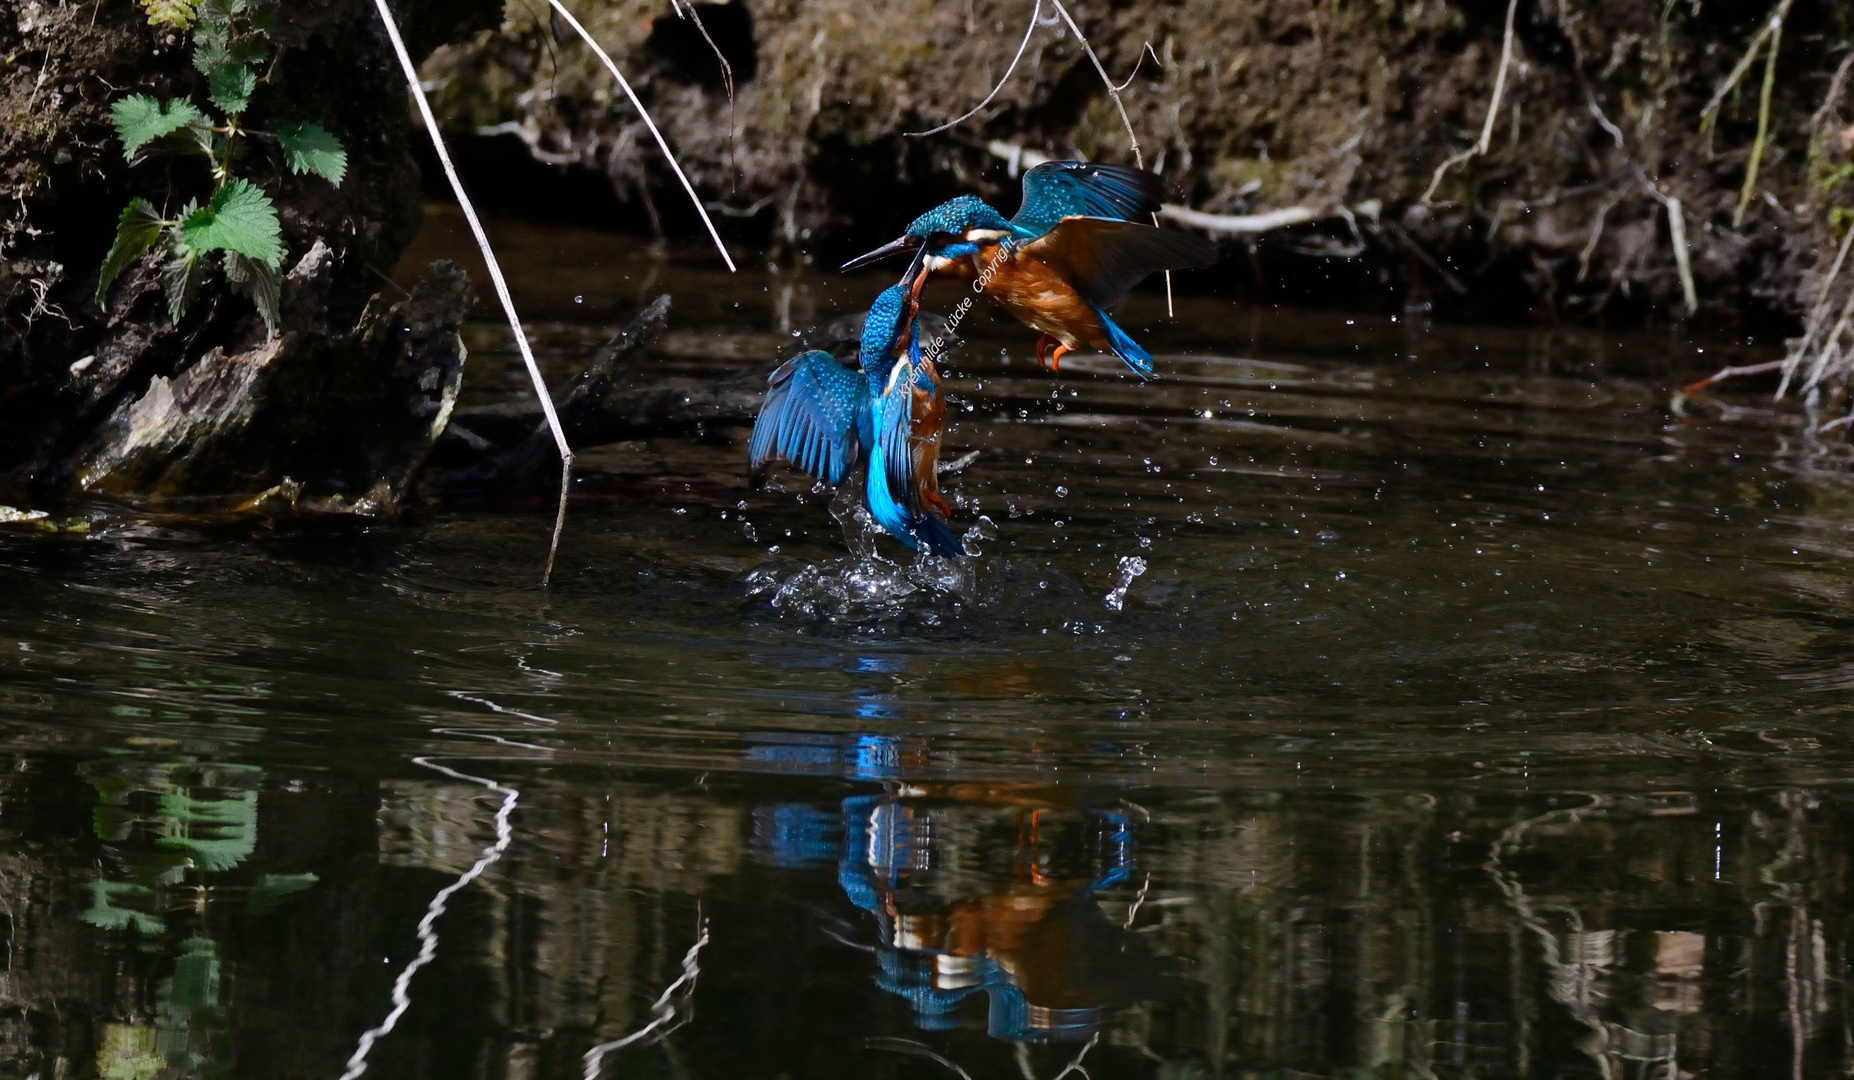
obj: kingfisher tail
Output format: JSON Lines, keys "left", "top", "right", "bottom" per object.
{"left": 1094, "top": 307, "right": 1155, "bottom": 381}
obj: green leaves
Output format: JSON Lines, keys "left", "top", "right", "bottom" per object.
{"left": 96, "top": 199, "right": 168, "bottom": 302}
{"left": 207, "top": 61, "right": 256, "bottom": 114}
{"left": 111, "top": 95, "right": 204, "bottom": 158}
{"left": 276, "top": 122, "right": 347, "bottom": 185}
{"left": 225, "top": 252, "right": 281, "bottom": 336}
{"left": 180, "top": 178, "right": 283, "bottom": 269}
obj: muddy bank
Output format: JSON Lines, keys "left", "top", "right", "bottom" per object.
{"left": 425, "top": 0, "right": 1853, "bottom": 327}
{"left": 0, "top": 0, "right": 501, "bottom": 500}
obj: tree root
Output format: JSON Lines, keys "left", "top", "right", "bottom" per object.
{"left": 1421, "top": 0, "right": 1519, "bottom": 204}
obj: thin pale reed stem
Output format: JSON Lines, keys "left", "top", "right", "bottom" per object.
{"left": 546, "top": 0, "right": 737, "bottom": 272}
{"left": 372, "top": 0, "right": 575, "bottom": 584}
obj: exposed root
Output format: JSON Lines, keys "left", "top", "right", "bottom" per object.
{"left": 1734, "top": 0, "right": 1792, "bottom": 227}
{"left": 545, "top": 0, "right": 738, "bottom": 273}
{"left": 907, "top": 0, "right": 1043, "bottom": 138}
{"left": 1779, "top": 225, "right": 1854, "bottom": 398}
{"left": 1159, "top": 203, "right": 1323, "bottom": 236}
{"left": 373, "top": 0, "right": 575, "bottom": 585}
{"left": 670, "top": 0, "right": 740, "bottom": 184}
{"left": 1698, "top": 0, "right": 1793, "bottom": 144}
{"left": 1635, "top": 170, "right": 1698, "bottom": 318}
{"left": 1421, "top": 0, "right": 1519, "bottom": 204}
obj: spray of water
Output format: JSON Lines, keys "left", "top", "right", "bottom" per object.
{"left": 1104, "top": 556, "right": 1147, "bottom": 611}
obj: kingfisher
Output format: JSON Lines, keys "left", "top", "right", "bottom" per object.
{"left": 842, "top": 161, "right": 1219, "bottom": 379}
{"left": 749, "top": 271, "right": 963, "bottom": 558}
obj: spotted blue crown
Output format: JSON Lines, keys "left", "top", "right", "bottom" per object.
{"left": 859, "top": 285, "right": 911, "bottom": 372}
{"left": 905, "top": 196, "right": 1013, "bottom": 240}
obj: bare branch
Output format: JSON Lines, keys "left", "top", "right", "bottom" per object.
{"left": 371, "top": 0, "right": 575, "bottom": 584}
{"left": 1421, "top": 0, "right": 1519, "bottom": 204}
{"left": 1779, "top": 224, "right": 1854, "bottom": 397}
{"left": 546, "top": 0, "right": 738, "bottom": 272}
{"left": 908, "top": 0, "right": 1043, "bottom": 138}
{"left": 1045, "top": 0, "right": 1177, "bottom": 314}
{"left": 1159, "top": 203, "right": 1323, "bottom": 236}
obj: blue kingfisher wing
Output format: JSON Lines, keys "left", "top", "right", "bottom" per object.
{"left": 1020, "top": 217, "right": 1220, "bottom": 309}
{"left": 749, "top": 350, "right": 868, "bottom": 486}
{"left": 1011, "top": 162, "right": 1165, "bottom": 236}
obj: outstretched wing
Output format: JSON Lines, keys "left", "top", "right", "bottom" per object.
{"left": 1021, "top": 217, "right": 1220, "bottom": 309}
{"left": 749, "top": 350, "right": 868, "bottom": 486}
{"left": 1012, "top": 162, "right": 1165, "bottom": 235}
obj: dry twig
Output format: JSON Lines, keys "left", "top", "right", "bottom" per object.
{"left": 907, "top": 0, "right": 1043, "bottom": 138}
{"left": 1421, "top": 0, "right": 1519, "bottom": 204}
{"left": 1045, "top": 0, "right": 1176, "bottom": 315}
{"left": 1778, "top": 225, "right": 1854, "bottom": 398}
{"left": 372, "top": 0, "right": 575, "bottom": 584}
{"left": 546, "top": 0, "right": 738, "bottom": 272}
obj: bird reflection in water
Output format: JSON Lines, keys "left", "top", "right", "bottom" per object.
{"left": 750, "top": 733, "right": 1182, "bottom": 1045}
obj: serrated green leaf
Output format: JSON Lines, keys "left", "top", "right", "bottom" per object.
{"left": 160, "top": 236, "right": 206, "bottom": 326}
{"left": 180, "top": 178, "right": 283, "bottom": 269}
{"left": 276, "top": 122, "right": 347, "bottom": 185}
{"left": 139, "top": 0, "right": 202, "bottom": 27}
{"left": 96, "top": 199, "right": 169, "bottom": 302}
{"left": 225, "top": 251, "right": 281, "bottom": 337}
{"left": 111, "top": 95, "right": 204, "bottom": 159}
{"left": 193, "top": 36, "right": 264, "bottom": 76}
{"left": 208, "top": 62, "right": 255, "bottom": 114}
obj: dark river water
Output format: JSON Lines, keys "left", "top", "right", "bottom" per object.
{"left": 2, "top": 208, "right": 1852, "bottom": 1079}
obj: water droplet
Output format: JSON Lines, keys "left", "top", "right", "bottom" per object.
{"left": 573, "top": 294, "right": 584, "bottom": 304}
{"left": 1055, "top": 486, "right": 1069, "bottom": 497}
{"left": 1316, "top": 528, "right": 1339, "bottom": 542}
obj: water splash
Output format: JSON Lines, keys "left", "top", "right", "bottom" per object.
{"left": 745, "top": 548, "right": 977, "bottom": 624}
{"left": 1104, "top": 556, "right": 1147, "bottom": 611}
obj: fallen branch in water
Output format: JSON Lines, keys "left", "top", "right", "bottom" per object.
{"left": 1681, "top": 359, "right": 1786, "bottom": 395}
{"left": 582, "top": 914, "right": 710, "bottom": 1080}
{"left": 545, "top": 0, "right": 737, "bottom": 272}
{"left": 1421, "top": 0, "right": 1519, "bottom": 203}
{"left": 372, "top": 0, "right": 574, "bottom": 584}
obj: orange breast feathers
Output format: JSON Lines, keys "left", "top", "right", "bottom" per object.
{"left": 909, "top": 356, "right": 951, "bottom": 517}
{"left": 965, "top": 242, "right": 1109, "bottom": 352}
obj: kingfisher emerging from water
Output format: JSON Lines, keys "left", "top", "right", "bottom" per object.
{"left": 749, "top": 265, "right": 963, "bottom": 557}
{"left": 842, "top": 161, "right": 1219, "bottom": 379}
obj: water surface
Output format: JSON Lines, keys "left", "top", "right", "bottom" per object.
{"left": 0, "top": 210, "right": 1850, "bottom": 1078}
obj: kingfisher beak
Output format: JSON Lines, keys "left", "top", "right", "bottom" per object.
{"left": 841, "top": 234, "right": 921, "bottom": 272}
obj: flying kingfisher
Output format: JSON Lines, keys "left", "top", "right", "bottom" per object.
{"left": 842, "top": 161, "right": 1219, "bottom": 379}
{"left": 749, "top": 266, "right": 963, "bottom": 557}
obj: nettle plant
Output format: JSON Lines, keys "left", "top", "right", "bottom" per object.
{"left": 96, "top": 0, "right": 348, "bottom": 336}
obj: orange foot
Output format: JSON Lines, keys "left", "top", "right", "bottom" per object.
{"left": 1033, "top": 336, "right": 1071, "bottom": 372}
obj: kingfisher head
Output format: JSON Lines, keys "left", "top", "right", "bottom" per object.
{"left": 842, "top": 196, "right": 1016, "bottom": 272}
{"left": 858, "top": 284, "right": 912, "bottom": 374}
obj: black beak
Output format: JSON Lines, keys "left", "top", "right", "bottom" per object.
{"left": 841, "top": 234, "right": 921, "bottom": 272}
